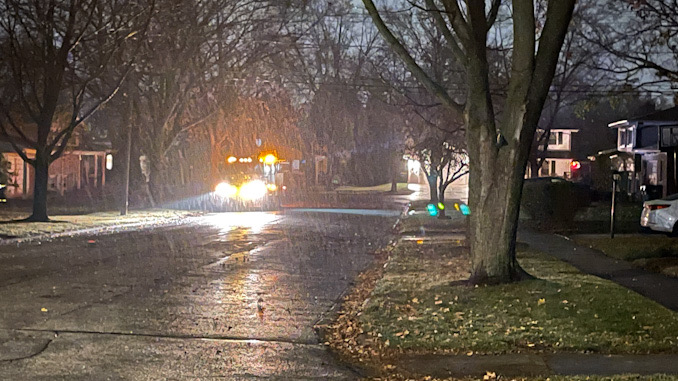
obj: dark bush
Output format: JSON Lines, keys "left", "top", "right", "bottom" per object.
{"left": 521, "top": 178, "right": 582, "bottom": 225}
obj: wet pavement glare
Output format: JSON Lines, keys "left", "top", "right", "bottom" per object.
{"left": 0, "top": 209, "right": 400, "bottom": 380}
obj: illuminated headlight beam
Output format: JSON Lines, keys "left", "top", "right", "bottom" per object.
{"left": 239, "top": 180, "right": 267, "bottom": 201}
{"left": 215, "top": 182, "right": 238, "bottom": 198}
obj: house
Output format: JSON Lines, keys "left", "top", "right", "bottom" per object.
{"left": 607, "top": 106, "right": 678, "bottom": 199}
{"left": 0, "top": 138, "right": 111, "bottom": 199}
{"left": 0, "top": 141, "right": 33, "bottom": 199}
{"left": 526, "top": 127, "right": 580, "bottom": 179}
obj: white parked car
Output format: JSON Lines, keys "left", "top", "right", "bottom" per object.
{"left": 640, "top": 194, "right": 678, "bottom": 234}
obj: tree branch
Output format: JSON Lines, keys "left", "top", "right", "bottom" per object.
{"left": 362, "top": 0, "right": 465, "bottom": 116}
{"left": 423, "top": 0, "right": 466, "bottom": 64}
{"left": 439, "top": 0, "right": 471, "bottom": 45}
{"left": 487, "top": 0, "right": 502, "bottom": 30}
{"left": 523, "top": 0, "right": 577, "bottom": 141}
{"left": 0, "top": 122, "right": 35, "bottom": 165}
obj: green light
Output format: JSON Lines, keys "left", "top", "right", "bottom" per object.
{"left": 437, "top": 202, "right": 445, "bottom": 210}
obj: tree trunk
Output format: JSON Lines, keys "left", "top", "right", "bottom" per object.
{"left": 529, "top": 155, "right": 540, "bottom": 178}
{"left": 390, "top": 153, "right": 398, "bottom": 193}
{"left": 427, "top": 173, "right": 438, "bottom": 204}
{"left": 29, "top": 151, "right": 50, "bottom": 222}
{"left": 465, "top": 52, "right": 532, "bottom": 284}
{"left": 467, "top": 164, "right": 530, "bottom": 284}
{"left": 147, "top": 166, "right": 162, "bottom": 207}
{"left": 145, "top": 155, "right": 165, "bottom": 207}
{"left": 437, "top": 180, "right": 447, "bottom": 219}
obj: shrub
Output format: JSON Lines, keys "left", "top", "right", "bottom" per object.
{"left": 521, "top": 179, "right": 581, "bottom": 225}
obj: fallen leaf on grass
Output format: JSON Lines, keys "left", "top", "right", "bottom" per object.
{"left": 538, "top": 298, "right": 546, "bottom": 306}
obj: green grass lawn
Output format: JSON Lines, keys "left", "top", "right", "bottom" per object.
{"left": 0, "top": 209, "right": 197, "bottom": 239}
{"left": 399, "top": 211, "right": 467, "bottom": 236}
{"left": 361, "top": 242, "right": 678, "bottom": 355}
{"left": 575, "top": 235, "right": 678, "bottom": 278}
{"left": 335, "top": 182, "right": 412, "bottom": 194}
{"left": 575, "top": 235, "right": 678, "bottom": 261}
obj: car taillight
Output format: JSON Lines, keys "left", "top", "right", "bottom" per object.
{"left": 648, "top": 204, "right": 671, "bottom": 210}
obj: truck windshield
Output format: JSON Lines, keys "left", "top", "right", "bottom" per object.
{"left": 221, "top": 162, "right": 262, "bottom": 185}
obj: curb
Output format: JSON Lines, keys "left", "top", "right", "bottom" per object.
{"left": 312, "top": 200, "right": 411, "bottom": 377}
{"left": 313, "top": 200, "right": 410, "bottom": 340}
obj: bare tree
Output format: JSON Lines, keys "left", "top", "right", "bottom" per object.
{"left": 0, "top": 0, "right": 152, "bottom": 221}
{"left": 364, "top": 0, "right": 576, "bottom": 284}
{"left": 121, "top": 0, "right": 282, "bottom": 203}
{"left": 408, "top": 127, "right": 468, "bottom": 216}
{"left": 199, "top": 85, "right": 304, "bottom": 189}
{"left": 586, "top": 0, "right": 678, "bottom": 91}
{"left": 271, "top": 1, "right": 398, "bottom": 187}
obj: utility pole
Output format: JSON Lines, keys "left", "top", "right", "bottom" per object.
{"left": 610, "top": 172, "right": 620, "bottom": 239}
{"left": 121, "top": 120, "right": 132, "bottom": 216}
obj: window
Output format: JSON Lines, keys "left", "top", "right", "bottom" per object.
{"left": 548, "top": 132, "right": 564, "bottom": 146}
{"left": 661, "top": 127, "right": 678, "bottom": 147}
{"left": 540, "top": 161, "right": 550, "bottom": 176}
{"left": 619, "top": 129, "right": 627, "bottom": 147}
{"left": 551, "top": 161, "right": 557, "bottom": 175}
{"left": 659, "top": 160, "right": 664, "bottom": 182}
{"left": 627, "top": 128, "right": 634, "bottom": 146}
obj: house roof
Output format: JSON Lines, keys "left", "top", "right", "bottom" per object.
{"left": 0, "top": 137, "right": 29, "bottom": 153}
{"left": 633, "top": 106, "right": 678, "bottom": 122}
{"left": 537, "top": 127, "right": 580, "bottom": 133}
{"left": 609, "top": 106, "right": 678, "bottom": 128}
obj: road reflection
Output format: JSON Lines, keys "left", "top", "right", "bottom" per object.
{"left": 201, "top": 212, "right": 281, "bottom": 234}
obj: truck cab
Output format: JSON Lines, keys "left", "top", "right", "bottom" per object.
{"left": 212, "top": 153, "right": 280, "bottom": 210}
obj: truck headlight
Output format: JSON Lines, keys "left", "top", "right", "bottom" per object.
{"left": 215, "top": 182, "right": 238, "bottom": 198}
{"left": 240, "top": 180, "right": 267, "bottom": 201}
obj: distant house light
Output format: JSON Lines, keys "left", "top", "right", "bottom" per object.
{"left": 105, "top": 154, "right": 113, "bottom": 170}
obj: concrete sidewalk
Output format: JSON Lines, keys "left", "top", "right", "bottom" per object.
{"left": 399, "top": 352, "right": 678, "bottom": 378}
{"left": 519, "top": 228, "right": 678, "bottom": 312}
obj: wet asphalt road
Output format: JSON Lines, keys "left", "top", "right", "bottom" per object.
{"left": 0, "top": 209, "right": 401, "bottom": 380}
